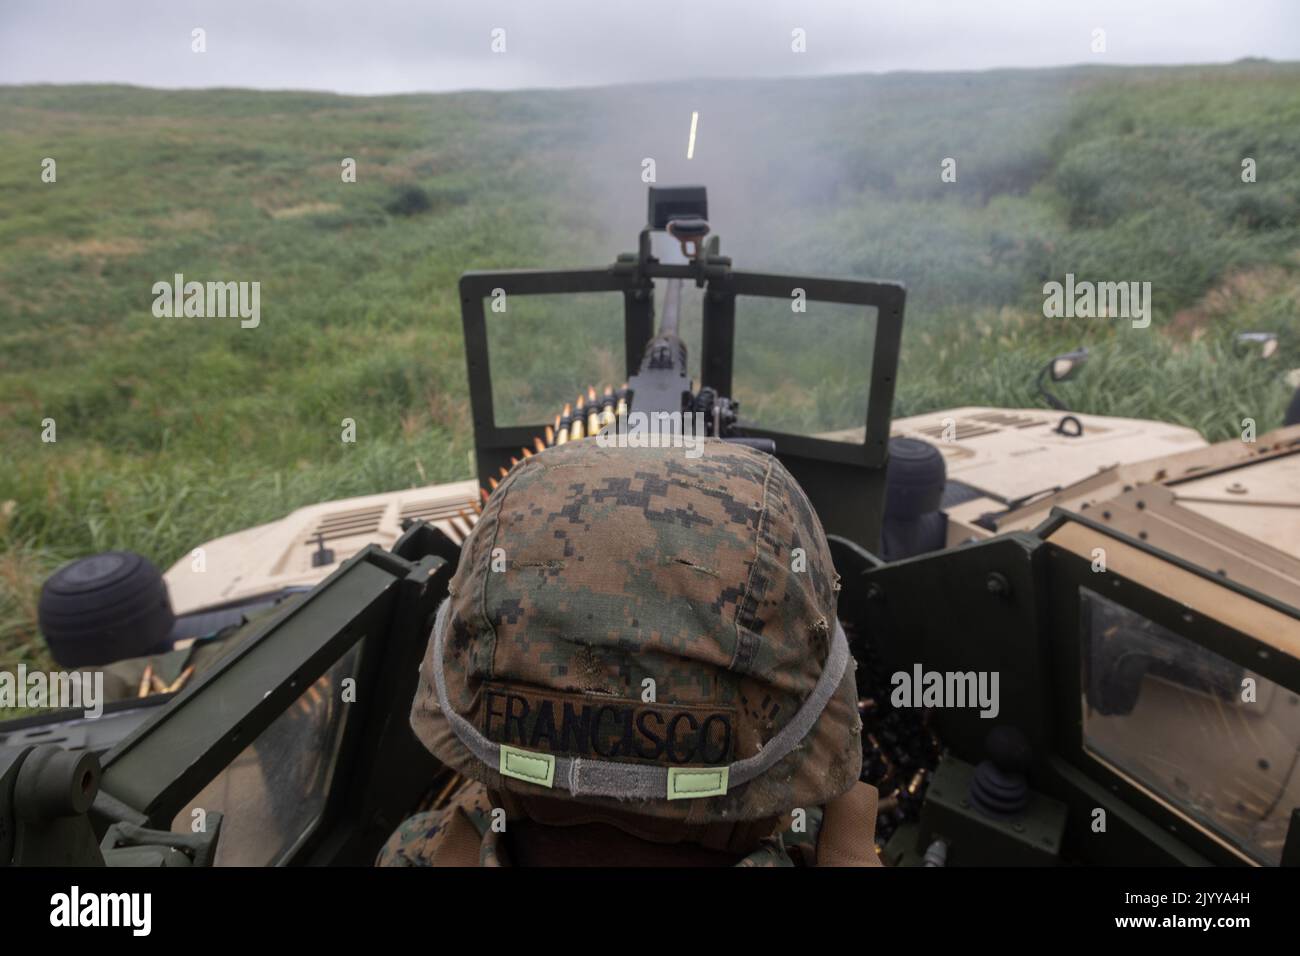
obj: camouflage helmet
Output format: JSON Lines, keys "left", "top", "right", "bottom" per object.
{"left": 409, "top": 438, "right": 862, "bottom": 823}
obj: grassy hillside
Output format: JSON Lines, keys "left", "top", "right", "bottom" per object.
{"left": 2, "top": 62, "right": 1299, "bottom": 669}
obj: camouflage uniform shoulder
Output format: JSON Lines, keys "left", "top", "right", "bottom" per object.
{"left": 735, "top": 807, "right": 825, "bottom": 866}
{"left": 776, "top": 805, "right": 824, "bottom": 865}
{"left": 736, "top": 837, "right": 796, "bottom": 867}
{"left": 376, "top": 781, "right": 497, "bottom": 867}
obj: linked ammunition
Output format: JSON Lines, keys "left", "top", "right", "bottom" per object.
{"left": 570, "top": 395, "right": 586, "bottom": 441}
{"left": 449, "top": 511, "right": 473, "bottom": 543}
{"left": 557, "top": 404, "right": 572, "bottom": 445}
{"left": 163, "top": 665, "right": 196, "bottom": 695}
{"left": 137, "top": 664, "right": 154, "bottom": 699}
{"left": 600, "top": 385, "right": 616, "bottom": 430}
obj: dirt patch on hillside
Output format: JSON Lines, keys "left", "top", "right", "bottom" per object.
{"left": 1168, "top": 265, "right": 1299, "bottom": 340}
{"left": 152, "top": 209, "right": 216, "bottom": 232}
{"left": 47, "top": 237, "right": 147, "bottom": 259}
{"left": 268, "top": 201, "right": 342, "bottom": 220}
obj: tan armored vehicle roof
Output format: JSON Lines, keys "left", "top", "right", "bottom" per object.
{"left": 888, "top": 406, "right": 1208, "bottom": 503}
{"left": 163, "top": 479, "right": 481, "bottom": 615}
{"left": 825, "top": 405, "right": 1207, "bottom": 504}
{"left": 821, "top": 407, "right": 1300, "bottom": 610}
{"left": 166, "top": 409, "right": 1299, "bottom": 620}
{"left": 977, "top": 423, "right": 1300, "bottom": 609}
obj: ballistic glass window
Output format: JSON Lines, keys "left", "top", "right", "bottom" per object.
{"left": 461, "top": 263, "right": 903, "bottom": 547}
{"left": 485, "top": 291, "right": 626, "bottom": 427}
{"left": 1080, "top": 588, "right": 1300, "bottom": 865}
{"left": 731, "top": 295, "right": 875, "bottom": 437}
{"left": 168, "top": 645, "right": 361, "bottom": 865}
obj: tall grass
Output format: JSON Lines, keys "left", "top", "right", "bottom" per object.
{"left": 2, "top": 62, "right": 1299, "bottom": 668}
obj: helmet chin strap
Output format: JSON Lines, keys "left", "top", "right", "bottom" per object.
{"left": 429, "top": 597, "right": 850, "bottom": 802}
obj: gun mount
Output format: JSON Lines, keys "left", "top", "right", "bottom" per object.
{"left": 460, "top": 184, "right": 906, "bottom": 550}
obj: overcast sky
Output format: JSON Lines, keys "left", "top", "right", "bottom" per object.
{"left": 1, "top": 0, "right": 1297, "bottom": 94}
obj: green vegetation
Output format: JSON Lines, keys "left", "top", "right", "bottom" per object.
{"left": 2, "top": 62, "right": 1299, "bottom": 668}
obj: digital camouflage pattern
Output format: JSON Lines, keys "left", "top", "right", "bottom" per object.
{"left": 409, "top": 438, "right": 863, "bottom": 823}
{"left": 376, "top": 779, "right": 811, "bottom": 866}
{"left": 377, "top": 781, "right": 506, "bottom": 867}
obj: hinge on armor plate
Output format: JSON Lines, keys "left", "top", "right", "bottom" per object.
{"left": 100, "top": 816, "right": 224, "bottom": 867}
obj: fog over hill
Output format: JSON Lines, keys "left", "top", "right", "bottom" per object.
{"left": 2, "top": 0, "right": 1298, "bottom": 92}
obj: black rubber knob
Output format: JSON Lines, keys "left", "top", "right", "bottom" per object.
{"left": 985, "top": 725, "right": 1032, "bottom": 774}
{"left": 1284, "top": 384, "right": 1300, "bottom": 427}
{"left": 38, "top": 551, "right": 175, "bottom": 667}
{"left": 968, "top": 726, "right": 1032, "bottom": 817}
{"left": 884, "top": 437, "right": 946, "bottom": 519}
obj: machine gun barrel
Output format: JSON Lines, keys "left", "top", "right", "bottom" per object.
{"left": 625, "top": 276, "right": 763, "bottom": 449}
{"left": 638, "top": 279, "right": 687, "bottom": 376}
{"left": 659, "top": 277, "right": 682, "bottom": 340}
{"left": 628, "top": 279, "right": 691, "bottom": 417}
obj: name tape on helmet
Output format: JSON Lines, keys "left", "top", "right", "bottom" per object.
{"left": 482, "top": 683, "right": 735, "bottom": 765}
{"left": 430, "top": 597, "right": 849, "bottom": 803}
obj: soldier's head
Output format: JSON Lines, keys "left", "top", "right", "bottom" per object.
{"left": 409, "top": 438, "right": 861, "bottom": 830}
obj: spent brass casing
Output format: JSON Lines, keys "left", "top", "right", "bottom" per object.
{"left": 907, "top": 769, "right": 926, "bottom": 796}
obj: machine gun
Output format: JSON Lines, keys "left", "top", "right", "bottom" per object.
{"left": 480, "top": 189, "right": 769, "bottom": 482}
{"left": 463, "top": 185, "right": 895, "bottom": 531}
{"left": 624, "top": 197, "right": 778, "bottom": 454}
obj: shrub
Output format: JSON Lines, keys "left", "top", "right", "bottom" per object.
{"left": 385, "top": 185, "right": 433, "bottom": 217}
